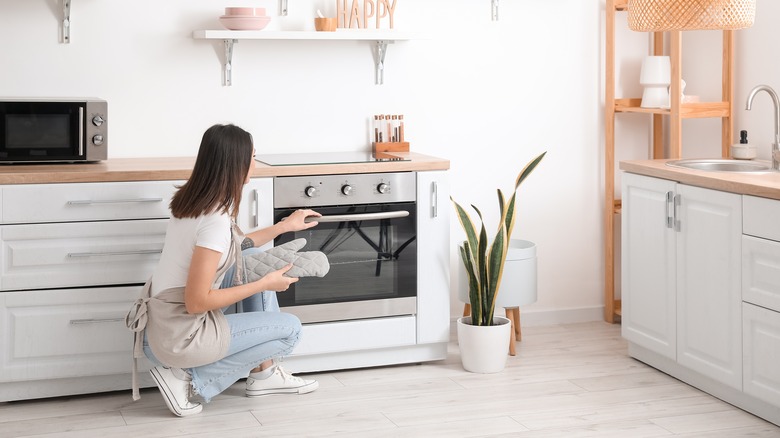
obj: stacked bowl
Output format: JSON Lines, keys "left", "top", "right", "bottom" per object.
{"left": 219, "top": 7, "right": 271, "bottom": 30}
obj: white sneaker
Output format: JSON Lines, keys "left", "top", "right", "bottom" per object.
{"left": 149, "top": 366, "right": 202, "bottom": 417}
{"left": 246, "top": 366, "right": 319, "bottom": 397}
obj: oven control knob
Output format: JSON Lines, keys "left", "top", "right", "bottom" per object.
{"left": 304, "top": 186, "right": 318, "bottom": 197}
{"left": 341, "top": 184, "right": 353, "bottom": 196}
{"left": 92, "top": 134, "right": 104, "bottom": 146}
{"left": 377, "top": 183, "right": 390, "bottom": 194}
{"left": 92, "top": 115, "right": 105, "bottom": 127}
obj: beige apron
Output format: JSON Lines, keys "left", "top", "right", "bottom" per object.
{"left": 125, "top": 220, "right": 245, "bottom": 400}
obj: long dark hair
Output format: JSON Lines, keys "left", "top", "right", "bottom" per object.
{"left": 170, "top": 124, "right": 253, "bottom": 219}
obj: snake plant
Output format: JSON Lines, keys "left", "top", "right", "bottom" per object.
{"left": 452, "top": 151, "right": 546, "bottom": 326}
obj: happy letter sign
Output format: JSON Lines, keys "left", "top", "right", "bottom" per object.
{"left": 336, "top": 0, "right": 397, "bottom": 29}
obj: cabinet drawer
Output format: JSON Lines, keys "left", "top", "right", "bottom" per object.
{"left": 744, "top": 195, "right": 780, "bottom": 242}
{"left": 0, "top": 219, "right": 166, "bottom": 291}
{"left": 0, "top": 181, "right": 180, "bottom": 224}
{"left": 0, "top": 287, "right": 141, "bottom": 382}
{"left": 743, "top": 303, "right": 780, "bottom": 407}
{"left": 743, "top": 235, "right": 780, "bottom": 313}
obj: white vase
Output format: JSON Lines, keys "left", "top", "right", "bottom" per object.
{"left": 639, "top": 55, "right": 671, "bottom": 108}
{"left": 456, "top": 315, "right": 512, "bottom": 373}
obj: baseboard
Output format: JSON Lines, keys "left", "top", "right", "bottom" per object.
{"left": 451, "top": 305, "right": 604, "bottom": 327}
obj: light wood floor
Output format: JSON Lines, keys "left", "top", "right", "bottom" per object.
{"left": 2, "top": 321, "right": 779, "bottom": 437}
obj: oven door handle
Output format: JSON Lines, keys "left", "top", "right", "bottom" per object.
{"left": 304, "top": 211, "right": 409, "bottom": 223}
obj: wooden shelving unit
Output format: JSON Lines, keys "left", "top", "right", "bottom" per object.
{"left": 604, "top": 0, "right": 734, "bottom": 323}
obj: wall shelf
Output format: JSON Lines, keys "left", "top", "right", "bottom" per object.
{"left": 192, "top": 30, "right": 414, "bottom": 86}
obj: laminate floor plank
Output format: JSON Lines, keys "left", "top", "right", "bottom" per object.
{"left": 650, "top": 410, "right": 776, "bottom": 434}
{"left": 510, "top": 394, "right": 735, "bottom": 430}
{"left": 0, "top": 411, "right": 126, "bottom": 438}
{"left": 0, "top": 322, "right": 778, "bottom": 438}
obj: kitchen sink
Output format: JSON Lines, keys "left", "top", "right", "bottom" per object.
{"left": 666, "top": 159, "right": 774, "bottom": 173}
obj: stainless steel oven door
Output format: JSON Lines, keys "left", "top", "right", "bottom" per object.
{"left": 274, "top": 202, "right": 416, "bottom": 323}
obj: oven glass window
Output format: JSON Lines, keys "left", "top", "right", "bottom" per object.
{"left": 6, "top": 114, "right": 71, "bottom": 149}
{"left": 274, "top": 203, "right": 416, "bottom": 307}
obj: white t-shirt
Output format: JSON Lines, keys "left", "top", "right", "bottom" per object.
{"left": 150, "top": 211, "right": 232, "bottom": 297}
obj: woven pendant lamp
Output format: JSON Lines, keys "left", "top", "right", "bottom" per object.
{"left": 627, "top": 0, "right": 756, "bottom": 31}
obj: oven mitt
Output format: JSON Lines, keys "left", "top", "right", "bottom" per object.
{"left": 242, "top": 238, "right": 330, "bottom": 282}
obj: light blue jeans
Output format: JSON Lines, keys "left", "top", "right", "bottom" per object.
{"left": 143, "top": 247, "right": 302, "bottom": 402}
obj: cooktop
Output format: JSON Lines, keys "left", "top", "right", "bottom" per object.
{"left": 256, "top": 151, "right": 408, "bottom": 166}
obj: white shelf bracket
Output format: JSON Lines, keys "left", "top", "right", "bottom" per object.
{"left": 223, "top": 39, "right": 237, "bottom": 86}
{"left": 280, "top": 0, "right": 288, "bottom": 16}
{"left": 492, "top": 0, "right": 499, "bottom": 21}
{"left": 62, "top": 0, "right": 71, "bottom": 43}
{"left": 375, "top": 40, "right": 393, "bottom": 85}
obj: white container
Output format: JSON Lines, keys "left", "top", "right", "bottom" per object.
{"left": 457, "top": 239, "right": 538, "bottom": 308}
{"left": 496, "top": 240, "right": 537, "bottom": 308}
{"left": 731, "top": 144, "right": 757, "bottom": 160}
{"left": 457, "top": 316, "right": 512, "bottom": 373}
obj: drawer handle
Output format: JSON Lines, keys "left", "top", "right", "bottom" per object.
{"left": 70, "top": 318, "right": 124, "bottom": 325}
{"left": 67, "top": 198, "right": 164, "bottom": 205}
{"left": 67, "top": 249, "right": 163, "bottom": 258}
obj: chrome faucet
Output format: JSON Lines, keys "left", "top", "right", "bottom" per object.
{"left": 745, "top": 84, "right": 780, "bottom": 170}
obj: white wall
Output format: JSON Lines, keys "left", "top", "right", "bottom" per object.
{"left": 0, "top": 0, "right": 604, "bottom": 324}
{"left": 734, "top": 1, "right": 780, "bottom": 156}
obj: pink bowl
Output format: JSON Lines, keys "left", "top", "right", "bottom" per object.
{"left": 219, "top": 15, "right": 271, "bottom": 30}
{"left": 224, "top": 7, "right": 266, "bottom": 16}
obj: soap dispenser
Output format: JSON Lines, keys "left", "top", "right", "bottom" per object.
{"left": 731, "top": 130, "right": 757, "bottom": 160}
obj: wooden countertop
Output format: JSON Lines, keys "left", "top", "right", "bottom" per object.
{"left": 621, "top": 159, "right": 780, "bottom": 200}
{"left": 0, "top": 152, "right": 450, "bottom": 185}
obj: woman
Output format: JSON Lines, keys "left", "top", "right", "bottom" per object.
{"left": 127, "top": 124, "right": 321, "bottom": 417}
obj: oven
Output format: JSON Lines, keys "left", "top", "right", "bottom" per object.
{"left": 272, "top": 172, "right": 417, "bottom": 324}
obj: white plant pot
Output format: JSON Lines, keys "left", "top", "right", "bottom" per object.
{"left": 457, "top": 239, "right": 537, "bottom": 308}
{"left": 456, "top": 315, "right": 512, "bottom": 373}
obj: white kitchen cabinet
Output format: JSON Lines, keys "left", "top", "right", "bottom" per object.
{"left": 675, "top": 184, "right": 742, "bottom": 389}
{"left": 622, "top": 173, "right": 742, "bottom": 390}
{"left": 415, "top": 170, "right": 450, "bottom": 344}
{"left": 0, "top": 286, "right": 144, "bottom": 382}
{"left": 623, "top": 172, "right": 780, "bottom": 426}
{"left": 743, "top": 302, "right": 780, "bottom": 407}
{"left": 237, "top": 178, "right": 274, "bottom": 245}
{"left": 741, "top": 195, "right": 780, "bottom": 408}
{"left": 0, "top": 219, "right": 167, "bottom": 291}
{"left": 0, "top": 180, "right": 181, "bottom": 401}
{"left": 1, "top": 180, "right": 178, "bottom": 224}
{"left": 742, "top": 235, "right": 780, "bottom": 314}
{"left": 621, "top": 173, "right": 676, "bottom": 360}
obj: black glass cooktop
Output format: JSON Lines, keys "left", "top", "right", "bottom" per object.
{"left": 256, "top": 151, "right": 408, "bottom": 166}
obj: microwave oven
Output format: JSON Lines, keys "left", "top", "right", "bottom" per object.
{"left": 0, "top": 98, "right": 107, "bottom": 163}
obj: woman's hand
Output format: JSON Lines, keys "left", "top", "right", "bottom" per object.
{"left": 245, "top": 209, "right": 321, "bottom": 249}
{"left": 257, "top": 264, "right": 299, "bottom": 292}
{"left": 280, "top": 209, "right": 321, "bottom": 233}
